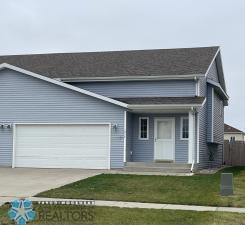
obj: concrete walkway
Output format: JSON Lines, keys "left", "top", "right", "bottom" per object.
{"left": 23, "top": 197, "right": 245, "bottom": 214}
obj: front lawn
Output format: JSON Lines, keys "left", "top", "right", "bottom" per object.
{"left": 0, "top": 204, "right": 245, "bottom": 225}
{"left": 37, "top": 167, "right": 245, "bottom": 207}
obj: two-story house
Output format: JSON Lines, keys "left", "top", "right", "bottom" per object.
{"left": 0, "top": 46, "right": 228, "bottom": 171}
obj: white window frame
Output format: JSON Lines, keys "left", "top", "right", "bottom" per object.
{"left": 138, "top": 117, "right": 149, "bottom": 140}
{"left": 180, "top": 117, "right": 189, "bottom": 140}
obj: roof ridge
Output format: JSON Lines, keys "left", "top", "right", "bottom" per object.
{"left": 0, "top": 46, "right": 219, "bottom": 57}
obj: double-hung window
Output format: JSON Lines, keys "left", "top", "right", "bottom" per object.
{"left": 139, "top": 117, "right": 149, "bottom": 140}
{"left": 180, "top": 117, "right": 189, "bottom": 140}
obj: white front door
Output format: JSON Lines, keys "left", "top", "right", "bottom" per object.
{"left": 154, "top": 118, "right": 175, "bottom": 161}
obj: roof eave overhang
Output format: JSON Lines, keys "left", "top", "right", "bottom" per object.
{"left": 207, "top": 78, "right": 229, "bottom": 102}
{"left": 59, "top": 74, "right": 204, "bottom": 83}
{"left": 225, "top": 132, "right": 245, "bottom": 134}
{"left": 128, "top": 104, "right": 203, "bottom": 110}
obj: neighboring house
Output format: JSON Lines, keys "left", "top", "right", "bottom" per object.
{"left": 224, "top": 124, "right": 245, "bottom": 141}
{"left": 0, "top": 46, "right": 228, "bottom": 170}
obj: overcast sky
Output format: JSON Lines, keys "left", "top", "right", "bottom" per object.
{"left": 0, "top": 0, "right": 244, "bottom": 131}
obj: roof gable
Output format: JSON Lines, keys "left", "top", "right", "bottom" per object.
{"left": 0, "top": 63, "right": 128, "bottom": 108}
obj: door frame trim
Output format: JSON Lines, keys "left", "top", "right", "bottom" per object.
{"left": 153, "top": 117, "right": 175, "bottom": 161}
{"left": 12, "top": 122, "right": 111, "bottom": 169}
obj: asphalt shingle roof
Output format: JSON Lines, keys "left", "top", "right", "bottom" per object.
{"left": 113, "top": 97, "right": 205, "bottom": 105}
{"left": 224, "top": 124, "right": 244, "bottom": 133}
{"left": 0, "top": 47, "right": 219, "bottom": 79}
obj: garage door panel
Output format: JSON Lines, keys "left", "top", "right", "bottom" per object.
{"left": 14, "top": 124, "right": 110, "bottom": 169}
{"left": 15, "top": 139, "right": 109, "bottom": 149}
{"left": 15, "top": 136, "right": 109, "bottom": 145}
{"left": 16, "top": 125, "right": 108, "bottom": 136}
{"left": 15, "top": 157, "right": 108, "bottom": 169}
{"left": 16, "top": 147, "right": 109, "bottom": 157}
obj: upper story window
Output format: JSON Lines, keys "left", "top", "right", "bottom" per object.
{"left": 139, "top": 117, "right": 149, "bottom": 140}
{"left": 180, "top": 117, "right": 189, "bottom": 140}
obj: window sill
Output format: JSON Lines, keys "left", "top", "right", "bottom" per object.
{"left": 180, "top": 138, "right": 189, "bottom": 141}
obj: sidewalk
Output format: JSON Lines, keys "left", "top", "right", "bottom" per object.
{"left": 2, "top": 196, "right": 245, "bottom": 214}
{"left": 25, "top": 197, "right": 245, "bottom": 214}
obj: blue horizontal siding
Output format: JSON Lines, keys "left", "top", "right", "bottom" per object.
{"left": 198, "top": 60, "right": 224, "bottom": 169}
{"left": 69, "top": 80, "right": 196, "bottom": 97}
{"left": 131, "top": 113, "right": 188, "bottom": 163}
{"left": 207, "top": 61, "right": 219, "bottom": 83}
{"left": 126, "top": 112, "right": 133, "bottom": 162}
{"left": 0, "top": 69, "right": 125, "bottom": 168}
{"left": 207, "top": 85, "right": 213, "bottom": 142}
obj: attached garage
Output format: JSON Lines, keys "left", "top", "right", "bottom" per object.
{"left": 0, "top": 66, "right": 126, "bottom": 169}
{"left": 13, "top": 124, "right": 111, "bottom": 169}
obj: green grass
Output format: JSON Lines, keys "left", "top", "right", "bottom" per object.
{"left": 37, "top": 167, "right": 245, "bottom": 207}
{"left": 1, "top": 204, "right": 245, "bottom": 225}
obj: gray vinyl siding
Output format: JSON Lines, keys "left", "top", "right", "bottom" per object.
{"left": 207, "top": 61, "right": 219, "bottom": 83}
{"left": 207, "top": 85, "right": 224, "bottom": 144}
{"left": 211, "top": 91, "right": 224, "bottom": 167}
{"left": 198, "top": 73, "right": 209, "bottom": 168}
{"left": 126, "top": 112, "right": 133, "bottom": 162}
{"left": 207, "top": 85, "right": 213, "bottom": 142}
{"left": 0, "top": 69, "right": 125, "bottom": 168}
{"left": 131, "top": 114, "right": 188, "bottom": 163}
{"left": 198, "top": 101, "right": 209, "bottom": 168}
{"left": 198, "top": 61, "right": 224, "bottom": 169}
{"left": 69, "top": 80, "right": 196, "bottom": 98}
{"left": 199, "top": 77, "right": 207, "bottom": 96}
{"left": 213, "top": 92, "right": 224, "bottom": 144}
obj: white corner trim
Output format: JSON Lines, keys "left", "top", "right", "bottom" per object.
{"left": 0, "top": 63, "right": 128, "bottom": 108}
{"left": 138, "top": 117, "right": 149, "bottom": 140}
{"left": 188, "top": 111, "right": 195, "bottom": 164}
{"left": 123, "top": 111, "right": 127, "bottom": 163}
{"left": 108, "top": 123, "right": 111, "bottom": 169}
{"left": 12, "top": 124, "right": 16, "bottom": 168}
{"left": 211, "top": 88, "right": 214, "bottom": 142}
{"left": 196, "top": 113, "right": 200, "bottom": 163}
{"left": 196, "top": 79, "right": 200, "bottom": 96}
{"left": 201, "top": 98, "right": 207, "bottom": 107}
{"left": 204, "top": 47, "right": 220, "bottom": 77}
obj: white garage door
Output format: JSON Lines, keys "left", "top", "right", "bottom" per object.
{"left": 14, "top": 124, "right": 110, "bottom": 169}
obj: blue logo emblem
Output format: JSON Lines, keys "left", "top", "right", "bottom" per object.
{"left": 8, "top": 199, "right": 36, "bottom": 225}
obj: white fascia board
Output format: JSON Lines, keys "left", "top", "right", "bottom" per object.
{"left": 60, "top": 74, "right": 204, "bottom": 82}
{"left": 123, "top": 111, "right": 127, "bottom": 163}
{"left": 204, "top": 47, "right": 220, "bottom": 77}
{"left": 0, "top": 63, "right": 128, "bottom": 108}
{"left": 128, "top": 104, "right": 203, "bottom": 110}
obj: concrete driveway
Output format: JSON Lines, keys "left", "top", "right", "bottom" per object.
{"left": 0, "top": 168, "right": 103, "bottom": 200}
